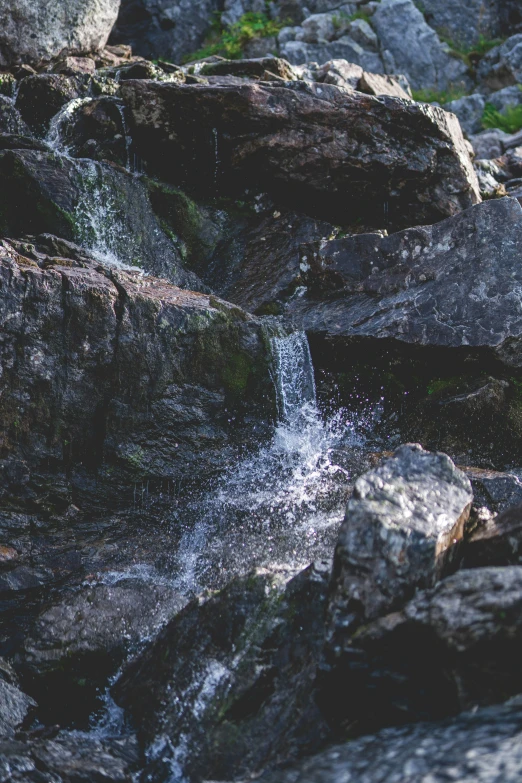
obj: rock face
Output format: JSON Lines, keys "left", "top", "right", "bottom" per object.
{"left": 0, "top": 0, "right": 121, "bottom": 67}
{"left": 421, "top": 0, "right": 502, "bottom": 48}
{"left": 321, "top": 444, "right": 471, "bottom": 730}
{"left": 0, "top": 237, "right": 275, "bottom": 512}
{"left": 113, "top": 564, "right": 331, "bottom": 782}
{"left": 0, "top": 667, "right": 35, "bottom": 738}
{"left": 121, "top": 78, "right": 479, "bottom": 228}
{"left": 258, "top": 701, "right": 522, "bottom": 783}
{"left": 344, "top": 567, "right": 522, "bottom": 728}
{"left": 461, "top": 503, "right": 522, "bottom": 567}
{"left": 281, "top": 198, "right": 522, "bottom": 367}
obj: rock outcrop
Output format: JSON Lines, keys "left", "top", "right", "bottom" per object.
{"left": 0, "top": 0, "right": 121, "bottom": 67}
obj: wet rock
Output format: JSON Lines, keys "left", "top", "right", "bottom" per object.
{"left": 0, "top": 732, "right": 139, "bottom": 782}
{"left": 0, "top": 238, "right": 276, "bottom": 512}
{"left": 444, "top": 93, "right": 486, "bottom": 136}
{"left": 15, "top": 74, "right": 83, "bottom": 135}
{"left": 0, "top": 0, "right": 120, "bottom": 67}
{"left": 283, "top": 199, "right": 522, "bottom": 368}
{"left": 372, "top": 0, "right": 470, "bottom": 91}
{"left": 343, "top": 566, "right": 522, "bottom": 728}
{"left": 0, "top": 149, "right": 201, "bottom": 288}
{"left": 0, "top": 133, "right": 49, "bottom": 152}
{"left": 257, "top": 701, "right": 522, "bottom": 783}
{"left": 110, "top": 0, "right": 219, "bottom": 64}
{"left": 478, "top": 34, "right": 522, "bottom": 92}
{"left": 57, "top": 96, "right": 132, "bottom": 167}
{"left": 461, "top": 502, "right": 522, "bottom": 566}
{"left": 0, "top": 677, "right": 35, "bottom": 738}
{"left": 121, "top": 77, "right": 479, "bottom": 229}
{"left": 0, "top": 96, "right": 29, "bottom": 136}
{"left": 113, "top": 564, "right": 331, "bottom": 782}
{"left": 21, "top": 580, "right": 184, "bottom": 725}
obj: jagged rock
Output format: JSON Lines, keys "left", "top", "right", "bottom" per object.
{"left": 358, "top": 71, "right": 411, "bottom": 100}
{"left": 257, "top": 701, "right": 522, "bottom": 783}
{"left": 469, "top": 128, "right": 512, "bottom": 158}
{"left": 312, "top": 58, "right": 363, "bottom": 89}
{"left": 0, "top": 96, "right": 28, "bottom": 136}
{"left": 299, "top": 8, "right": 354, "bottom": 43}
{"left": 110, "top": 0, "right": 219, "bottom": 63}
{"left": 488, "top": 84, "right": 522, "bottom": 114}
{"left": 372, "top": 0, "right": 470, "bottom": 91}
{"left": 461, "top": 502, "right": 522, "bottom": 566}
{"left": 55, "top": 96, "right": 131, "bottom": 167}
{"left": 0, "top": 237, "right": 275, "bottom": 512}
{"left": 341, "top": 566, "right": 522, "bottom": 729}
{"left": 478, "top": 34, "right": 522, "bottom": 92}
{"left": 281, "top": 37, "right": 384, "bottom": 72}
{"left": 0, "top": 0, "right": 121, "bottom": 67}
{"left": 0, "top": 678, "right": 35, "bottom": 738}
{"left": 20, "top": 580, "right": 184, "bottom": 724}
{"left": 113, "top": 563, "right": 331, "bottom": 782}
{"left": 280, "top": 199, "right": 522, "bottom": 368}
{"left": 120, "top": 77, "right": 479, "bottom": 229}
{"left": 15, "top": 74, "right": 84, "bottom": 135}
{"left": 199, "top": 56, "right": 297, "bottom": 80}
{"left": 0, "top": 149, "right": 201, "bottom": 288}
{"left": 0, "top": 733, "right": 139, "bottom": 782}
{"left": 420, "top": 0, "right": 502, "bottom": 48}
{"left": 444, "top": 93, "right": 485, "bottom": 136}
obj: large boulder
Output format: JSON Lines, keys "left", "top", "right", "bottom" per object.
{"left": 0, "top": 237, "right": 275, "bottom": 512}
{"left": 121, "top": 77, "right": 479, "bottom": 229}
{"left": 0, "top": 0, "right": 121, "bottom": 67}
{"left": 113, "top": 563, "right": 331, "bottom": 782}
{"left": 420, "top": 0, "right": 503, "bottom": 48}
{"left": 258, "top": 700, "right": 522, "bottom": 783}
{"left": 321, "top": 444, "right": 472, "bottom": 729}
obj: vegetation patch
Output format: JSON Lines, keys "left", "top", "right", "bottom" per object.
{"left": 411, "top": 86, "right": 468, "bottom": 104}
{"left": 482, "top": 100, "right": 522, "bottom": 134}
{"left": 183, "top": 11, "right": 284, "bottom": 63}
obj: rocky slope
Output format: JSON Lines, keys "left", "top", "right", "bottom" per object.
{"left": 2, "top": 1, "right": 522, "bottom": 782}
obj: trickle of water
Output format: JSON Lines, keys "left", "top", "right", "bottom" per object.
{"left": 115, "top": 103, "right": 133, "bottom": 172}
{"left": 271, "top": 330, "right": 316, "bottom": 421}
{"left": 212, "top": 127, "right": 219, "bottom": 186}
{"left": 46, "top": 97, "right": 95, "bottom": 153}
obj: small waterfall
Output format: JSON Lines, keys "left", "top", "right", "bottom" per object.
{"left": 271, "top": 330, "right": 316, "bottom": 422}
{"left": 46, "top": 97, "right": 95, "bottom": 153}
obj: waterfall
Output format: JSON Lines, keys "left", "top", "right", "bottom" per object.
{"left": 271, "top": 330, "right": 316, "bottom": 422}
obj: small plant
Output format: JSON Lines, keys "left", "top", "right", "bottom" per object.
{"left": 482, "top": 102, "right": 522, "bottom": 134}
{"left": 437, "top": 31, "right": 504, "bottom": 68}
{"left": 183, "top": 11, "right": 284, "bottom": 63}
{"left": 411, "top": 86, "right": 468, "bottom": 104}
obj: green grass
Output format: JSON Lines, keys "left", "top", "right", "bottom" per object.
{"left": 482, "top": 101, "right": 522, "bottom": 134}
{"left": 182, "top": 11, "right": 284, "bottom": 63}
{"left": 437, "top": 32, "right": 504, "bottom": 68}
{"left": 411, "top": 86, "right": 468, "bottom": 104}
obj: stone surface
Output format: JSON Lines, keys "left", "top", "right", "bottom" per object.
{"left": 15, "top": 75, "right": 83, "bottom": 135}
{"left": 444, "top": 93, "right": 486, "bottom": 136}
{"left": 282, "top": 198, "right": 522, "bottom": 368}
{"left": 461, "top": 502, "right": 522, "bottom": 566}
{"left": 257, "top": 701, "right": 522, "bottom": 783}
{"left": 121, "top": 77, "right": 479, "bottom": 229}
{"left": 114, "top": 564, "right": 331, "bottom": 782}
{"left": 372, "top": 0, "right": 470, "bottom": 91}
{"left": 343, "top": 567, "right": 522, "bottom": 727}
{"left": 420, "top": 0, "right": 502, "bottom": 48}
{"left": 281, "top": 37, "right": 384, "bottom": 72}
{"left": 478, "top": 34, "right": 522, "bottom": 92}
{"left": 0, "top": 678, "right": 35, "bottom": 738}
{"left": 0, "top": 237, "right": 275, "bottom": 512}
{"left": 470, "top": 128, "right": 512, "bottom": 159}
{"left": 0, "top": 0, "right": 121, "bottom": 67}
{"left": 488, "top": 84, "right": 522, "bottom": 114}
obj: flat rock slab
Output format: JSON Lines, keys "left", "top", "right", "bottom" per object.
{"left": 121, "top": 78, "right": 479, "bottom": 228}
{"left": 288, "top": 198, "right": 522, "bottom": 367}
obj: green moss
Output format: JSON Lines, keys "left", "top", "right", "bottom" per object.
{"left": 437, "top": 32, "right": 504, "bottom": 68}
{"left": 482, "top": 99, "right": 522, "bottom": 134}
{"left": 412, "top": 86, "right": 468, "bottom": 104}
{"left": 182, "top": 10, "right": 284, "bottom": 63}
{"left": 222, "top": 352, "right": 253, "bottom": 396}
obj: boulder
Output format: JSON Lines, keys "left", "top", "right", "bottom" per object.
{"left": 342, "top": 566, "right": 522, "bottom": 728}
{"left": 280, "top": 37, "right": 384, "bottom": 72}
{"left": 0, "top": 0, "right": 121, "bottom": 67}
{"left": 372, "top": 0, "right": 470, "bottom": 91}
{"left": 0, "top": 676, "right": 35, "bottom": 738}
{"left": 461, "top": 503, "right": 522, "bottom": 566}
{"left": 257, "top": 701, "right": 522, "bottom": 783}
{"left": 0, "top": 237, "right": 275, "bottom": 512}
{"left": 444, "top": 93, "right": 485, "bottom": 136}
{"left": 109, "top": 0, "right": 219, "bottom": 63}
{"left": 15, "top": 74, "right": 84, "bottom": 135}
{"left": 120, "top": 78, "right": 479, "bottom": 229}
{"left": 478, "top": 34, "right": 522, "bottom": 92}
{"left": 21, "top": 580, "right": 185, "bottom": 724}
{"left": 420, "top": 0, "right": 501, "bottom": 48}
{"left": 0, "top": 96, "right": 28, "bottom": 136}
{"left": 469, "top": 127, "right": 512, "bottom": 159}
{"left": 488, "top": 84, "right": 522, "bottom": 114}
{"left": 0, "top": 149, "right": 201, "bottom": 288}
{"left": 113, "top": 563, "right": 331, "bottom": 782}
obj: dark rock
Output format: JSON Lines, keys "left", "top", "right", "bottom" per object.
{"left": 0, "top": 732, "right": 139, "bottom": 782}
{"left": 109, "top": 0, "right": 219, "bottom": 64}
{"left": 120, "top": 77, "right": 479, "bottom": 229}
{"left": 461, "top": 502, "right": 522, "bottom": 566}
{"left": 21, "top": 580, "right": 185, "bottom": 725}
{"left": 51, "top": 56, "right": 97, "bottom": 77}
{"left": 0, "top": 238, "right": 276, "bottom": 512}
{"left": 199, "top": 57, "right": 297, "bottom": 80}
{"left": 0, "top": 149, "right": 202, "bottom": 288}
{"left": 56, "top": 96, "right": 132, "bottom": 167}
{"left": 282, "top": 199, "right": 522, "bottom": 369}
{"left": 114, "top": 563, "right": 331, "bottom": 782}
{"left": 257, "top": 701, "right": 522, "bottom": 783}
{"left": 342, "top": 566, "right": 522, "bottom": 729}
{"left": 0, "top": 96, "right": 29, "bottom": 136}
{"left": 469, "top": 128, "right": 512, "bottom": 159}
{"left": 0, "top": 676, "right": 35, "bottom": 738}
{"left": 0, "top": 134, "right": 49, "bottom": 152}
{"left": 15, "top": 74, "right": 83, "bottom": 135}
{"left": 0, "top": 0, "right": 120, "bottom": 67}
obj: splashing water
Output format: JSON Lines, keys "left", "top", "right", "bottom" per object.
{"left": 46, "top": 97, "right": 95, "bottom": 153}
{"left": 169, "top": 329, "right": 380, "bottom": 595}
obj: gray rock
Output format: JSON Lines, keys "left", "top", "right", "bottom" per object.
{"left": 313, "top": 58, "right": 363, "bottom": 89}
{"left": 348, "top": 18, "right": 378, "bottom": 50}
{"left": 467, "top": 469, "right": 522, "bottom": 514}
{"left": 478, "top": 34, "right": 522, "bottom": 92}
{"left": 286, "top": 199, "right": 522, "bottom": 367}
{"left": 444, "top": 93, "right": 486, "bottom": 136}
{"left": 0, "top": 96, "right": 28, "bottom": 135}
{"left": 488, "top": 84, "right": 522, "bottom": 114}
{"left": 222, "top": 0, "right": 267, "bottom": 27}
{"left": 461, "top": 502, "right": 522, "bottom": 566}
{"left": 469, "top": 127, "right": 512, "bottom": 158}
{"left": 345, "top": 567, "right": 522, "bottom": 725}
{"left": 358, "top": 71, "right": 412, "bottom": 99}
{"left": 0, "top": 679, "right": 35, "bottom": 738}
{"left": 327, "top": 444, "right": 472, "bottom": 647}
{"left": 373, "top": 0, "right": 470, "bottom": 91}
{"left": 257, "top": 701, "right": 522, "bottom": 783}
{"left": 114, "top": 564, "right": 331, "bottom": 782}
{"left": 0, "top": 0, "right": 120, "bottom": 67}
{"left": 110, "top": 0, "right": 219, "bottom": 64}
{"left": 420, "top": 0, "right": 501, "bottom": 48}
